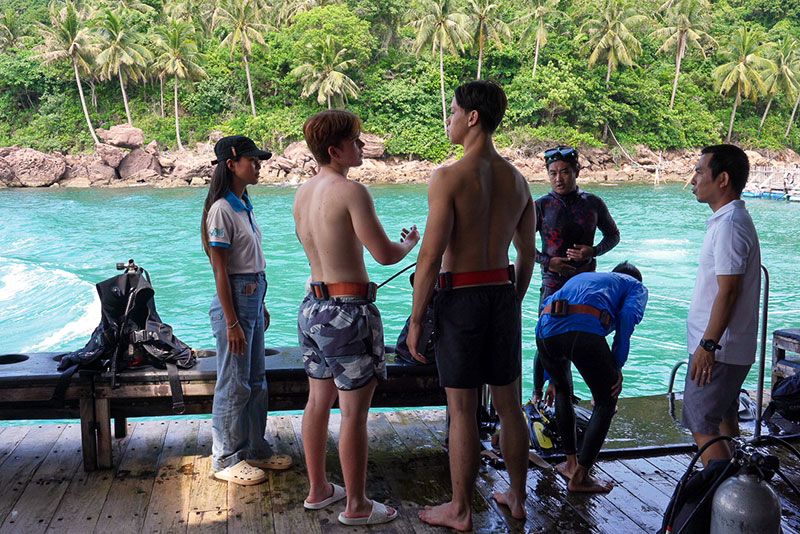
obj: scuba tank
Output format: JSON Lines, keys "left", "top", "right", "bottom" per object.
{"left": 710, "top": 471, "right": 781, "bottom": 534}
{"left": 662, "top": 435, "right": 793, "bottom": 534}
{"left": 709, "top": 447, "right": 782, "bottom": 534}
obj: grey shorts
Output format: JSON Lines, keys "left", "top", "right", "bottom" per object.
{"left": 297, "top": 294, "right": 386, "bottom": 391}
{"left": 681, "top": 356, "right": 751, "bottom": 435}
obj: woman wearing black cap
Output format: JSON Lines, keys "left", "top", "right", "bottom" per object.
{"left": 201, "top": 135, "right": 292, "bottom": 485}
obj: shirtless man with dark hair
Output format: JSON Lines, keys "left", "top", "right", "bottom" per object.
{"left": 294, "top": 110, "right": 419, "bottom": 526}
{"left": 408, "top": 81, "right": 536, "bottom": 531}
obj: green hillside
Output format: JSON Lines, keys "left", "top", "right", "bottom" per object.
{"left": 1, "top": 0, "right": 799, "bottom": 160}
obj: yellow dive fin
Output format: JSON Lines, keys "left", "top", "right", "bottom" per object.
{"left": 533, "top": 422, "right": 553, "bottom": 450}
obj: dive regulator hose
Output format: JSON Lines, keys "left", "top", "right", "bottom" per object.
{"left": 668, "top": 435, "right": 735, "bottom": 534}
{"left": 750, "top": 435, "right": 800, "bottom": 498}
{"left": 377, "top": 262, "right": 416, "bottom": 289}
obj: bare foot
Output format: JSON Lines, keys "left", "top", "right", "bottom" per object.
{"left": 556, "top": 461, "right": 574, "bottom": 480}
{"left": 568, "top": 474, "right": 613, "bottom": 493}
{"left": 493, "top": 490, "right": 526, "bottom": 520}
{"left": 418, "top": 502, "right": 472, "bottom": 532}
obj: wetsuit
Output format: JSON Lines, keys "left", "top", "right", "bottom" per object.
{"left": 533, "top": 188, "right": 620, "bottom": 394}
{"left": 536, "top": 272, "right": 647, "bottom": 467}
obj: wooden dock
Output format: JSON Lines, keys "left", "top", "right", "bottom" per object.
{"left": 0, "top": 409, "right": 798, "bottom": 533}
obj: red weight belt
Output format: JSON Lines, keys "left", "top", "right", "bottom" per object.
{"left": 542, "top": 302, "right": 609, "bottom": 325}
{"left": 438, "top": 267, "right": 513, "bottom": 289}
{"left": 311, "top": 281, "right": 374, "bottom": 299}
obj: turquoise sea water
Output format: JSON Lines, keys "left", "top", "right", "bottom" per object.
{"left": 1, "top": 183, "right": 799, "bottom": 402}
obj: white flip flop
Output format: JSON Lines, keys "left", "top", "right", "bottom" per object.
{"left": 338, "top": 500, "right": 398, "bottom": 526}
{"left": 304, "top": 483, "right": 346, "bottom": 510}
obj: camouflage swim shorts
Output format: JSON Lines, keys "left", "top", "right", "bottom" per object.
{"left": 297, "top": 294, "right": 386, "bottom": 391}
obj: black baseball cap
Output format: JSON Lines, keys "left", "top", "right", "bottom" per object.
{"left": 211, "top": 135, "right": 272, "bottom": 165}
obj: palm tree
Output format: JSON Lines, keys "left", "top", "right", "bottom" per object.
{"left": 291, "top": 35, "right": 359, "bottom": 109}
{"left": 163, "top": 0, "right": 215, "bottom": 43}
{"left": 784, "top": 47, "right": 800, "bottom": 139}
{"left": 580, "top": 0, "right": 647, "bottom": 139}
{"left": 581, "top": 0, "right": 647, "bottom": 86}
{"left": 759, "top": 38, "right": 799, "bottom": 131}
{"left": 95, "top": 8, "right": 153, "bottom": 125}
{"left": 649, "top": 0, "right": 715, "bottom": 109}
{"left": 0, "top": 8, "right": 26, "bottom": 51}
{"left": 153, "top": 19, "right": 206, "bottom": 150}
{"left": 411, "top": 0, "right": 471, "bottom": 135}
{"left": 786, "top": 91, "right": 800, "bottom": 140}
{"left": 94, "top": 0, "right": 156, "bottom": 16}
{"left": 273, "top": 0, "right": 329, "bottom": 28}
{"left": 464, "top": 0, "right": 510, "bottom": 80}
{"left": 516, "top": 0, "right": 565, "bottom": 79}
{"left": 36, "top": 1, "right": 100, "bottom": 145}
{"left": 213, "top": 0, "right": 269, "bottom": 118}
{"left": 143, "top": 53, "right": 165, "bottom": 117}
{"left": 712, "top": 27, "right": 775, "bottom": 142}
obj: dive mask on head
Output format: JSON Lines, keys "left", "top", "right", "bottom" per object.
{"left": 544, "top": 146, "right": 579, "bottom": 167}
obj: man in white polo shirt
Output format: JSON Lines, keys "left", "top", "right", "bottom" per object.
{"left": 683, "top": 144, "right": 761, "bottom": 465}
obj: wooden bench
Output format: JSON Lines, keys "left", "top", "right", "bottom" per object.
{"left": 773, "top": 328, "right": 800, "bottom": 384}
{"left": 0, "top": 348, "right": 444, "bottom": 470}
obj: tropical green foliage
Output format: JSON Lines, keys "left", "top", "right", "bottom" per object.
{"left": 0, "top": 8, "right": 27, "bottom": 51}
{"left": 94, "top": 8, "right": 152, "bottom": 125}
{"left": 3, "top": 0, "right": 800, "bottom": 161}
{"left": 213, "top": 0, "right": 269, "bottom": 117}
{"left": 515, "top": 0, "right": 565, "bottom": 79}
{"left": 411, "top": 0, "right": 472, "bottom": 134}
{"left": 650, "top": 0, "right": 715, "bottom": 109}
{"left": 464, "top": 0, "right": 510, "bottom": 80}
{"left": 759, "top": 38, "right": 800, "bottom": 131}
{"left": 712, "top": 26, "right": 774, "bottom": 142}
{"left": 291, "top": 35, "right": 359, "bottom": 109}
{"left": 35, "top": 1, "right": 99, "bottom": 144}
{"left": 153, "top": 19, "right": 206, "bottom": 150}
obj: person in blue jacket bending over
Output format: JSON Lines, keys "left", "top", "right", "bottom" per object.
{"left": 536, "top": 261, "right": 647, "bottom": 493}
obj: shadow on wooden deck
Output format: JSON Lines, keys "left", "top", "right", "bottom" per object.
{"left": 0, "top": 410, "right": 798, "bottom": 533}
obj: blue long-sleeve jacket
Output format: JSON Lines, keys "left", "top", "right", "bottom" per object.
{"left": 536, "top": 272, "right": 648, "bottom": 370}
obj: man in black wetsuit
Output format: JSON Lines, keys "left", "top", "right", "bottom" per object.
{"left": 532, "top": 146, "right": 620, "bottom": 402}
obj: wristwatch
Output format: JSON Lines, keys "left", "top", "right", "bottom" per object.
{"left": 699, "top": 338, "right": 722, "bottom": 352}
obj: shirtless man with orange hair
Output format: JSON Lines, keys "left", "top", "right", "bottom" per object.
{"left": 294, "top": 110, "right": 419, "bottom": 526}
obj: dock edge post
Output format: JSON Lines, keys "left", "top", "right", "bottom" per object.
{"left": 755, "top": 264, "right": 770, "bottom": 438}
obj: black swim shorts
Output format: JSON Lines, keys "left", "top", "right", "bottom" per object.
{"left": 433, "top": 284, "right": 521, "bottom": 388}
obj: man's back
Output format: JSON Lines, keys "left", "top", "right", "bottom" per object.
{"left": 294, "top": 172, "right": 369, "bottom": 284}
{"left": 437, "top": 151, "right": 531, "bottom": 273}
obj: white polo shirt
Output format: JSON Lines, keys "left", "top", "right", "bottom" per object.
{"left": 687, "top": 199, "right": 761, "bottom": 365}
{"left": 206, "top": 191, "right": 266, "bottom": 274}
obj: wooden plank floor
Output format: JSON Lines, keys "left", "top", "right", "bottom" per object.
{"left": 0, "top": 411, "right": 798, "bottom": 533}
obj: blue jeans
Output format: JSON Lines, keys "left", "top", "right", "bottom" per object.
{"left": 209, "top": 272, "right": 273, "bottom": 471}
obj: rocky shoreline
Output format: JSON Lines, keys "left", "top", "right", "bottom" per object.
{"left": 2, "top": 124, "right": 799, "bottom": 189}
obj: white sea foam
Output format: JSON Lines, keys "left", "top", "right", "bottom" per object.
{"left": 0, "top": 258, "right": 99, "bottom": 353}
{"left": 23, "top": 292, "right": 101, "bottom": 352}
{"left": 640, "top": 238, "right": 690, "bottom": 248}
{"left": 638, "top": 238, "right": 691, "bottom": 260}
{"left": 0, "top": 262, "right": 29, "bottom": 303}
